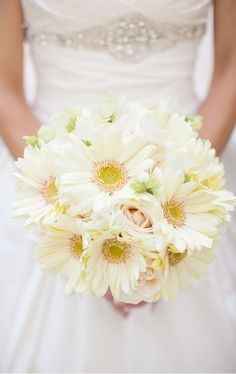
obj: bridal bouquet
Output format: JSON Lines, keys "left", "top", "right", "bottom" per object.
{"left": 14, "top": 98, "right": 235, "bottom": 303}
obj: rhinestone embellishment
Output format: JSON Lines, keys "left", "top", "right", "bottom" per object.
{"left": 25, "top": 14, "right": 205, "bottom": 63}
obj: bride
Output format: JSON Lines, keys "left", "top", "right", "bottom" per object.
{"left": 0, "top": 0, "right": 236, "bottom": 372}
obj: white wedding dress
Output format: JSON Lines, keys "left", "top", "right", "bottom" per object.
{"left": 1, "top": 0, "right": 236, "bottom": 372}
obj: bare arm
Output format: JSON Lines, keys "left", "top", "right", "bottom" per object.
{"left": 199, "top": 0, "right": 236, "bottom": 154}
{"left": 0, "top": 0, "right": 40, "bottom": 158}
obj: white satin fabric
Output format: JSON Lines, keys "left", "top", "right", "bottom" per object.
{"left": 1, "top": 0, "right": 236, "bottom": 372}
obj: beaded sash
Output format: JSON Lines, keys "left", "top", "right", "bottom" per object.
{"left": 25, "top": 13, "right": 205, "bottom": 63}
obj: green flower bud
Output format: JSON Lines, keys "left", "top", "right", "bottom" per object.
{"left": 184, "top": 115, "right": 202, "bottom": 130}
{"left": 131, "top": 180, "right": 147, "bottom": 193}
{"left": 145, "top": 177, "right": 159, "bottom": 195}
{"left": 23, "top": 135, "right": 40, "bottom": 149}
{"left": 66, "top": 116, "right": 77, "bottom": 133}
{"left": 82, "top": 139, "right": 92, "bottom": 147}
{"left": 38, "top": 126, "right": 55, "bottom": 143}
{"left": 131, "top": 178, "right": 159, "bottom": 195}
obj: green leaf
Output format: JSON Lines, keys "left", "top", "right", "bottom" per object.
{"left": 66, "top": 117, "right": 77, "bottom": 133}
{"left": 130, "top": 180, "right": 147, "bottom": 193}
{"left": 131, "top": 178, "right": 159, "bottom": 195}
{"left": 145, "top": 177, "right": 159, "bottom": 195}
{"left": 82, "top": 139, "right": 92, "bottom": 147}
{"left": 23, "top": 135, "right": 40, "bottom": 149}
{"left": 38, "top": 126, "right": 55, "bottom": 143}
{"left": 184, "top": 115, "right": 202, "bottom": 130}
{"left": 104, "top": 113, "right": 116, "bottom": 124}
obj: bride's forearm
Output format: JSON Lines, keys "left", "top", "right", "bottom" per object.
{"left": 0, "top": 90, "right": 40, "bottom": 158}
{"left": 198, "top": 69, "right": 236, "bottom": 154}
{"left": 199, "top": 0, "right": 236, "bottom": 155}
{"left": 0, "top": 1, "right": 39, "bottom": 159}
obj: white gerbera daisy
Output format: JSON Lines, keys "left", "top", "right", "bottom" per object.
{"left": 36, "top": 216, "right": 89, "bottom": 294}
{"left": 139, "top": 105, "right": 197, "bottom": 149}
{"left": 40, "top": 107, "right": 99, "bottom": 147}
{"left": 84, "top": 95, "right": 146, "bottom": 130}
{"left": 60, "top": 128, "right": 155, "bottom": 215}
{"left": 134, "top": 106, "right": 198, "bottom": 171}
{"left": 167, "top": 138, "right": 236, "bottom": 222}
{"left": 173, "top": 138, "right": 225, "bottom": 191}
{"left": 160, "top": 244, "right": 214, "bottom": 299}
{"left": 38, "top": 106, "right": 99, "bottom": 146}
{"left": 86, "top": 229, "right": 147, "bottom": 300}
{"left": 14, "top": 145, "right": 66, "bottom": 224}
{"left": 156, "top": 169, "right": 222, "bottom": 251}
{"left": 48, "top": 107, "right": 81, "bottom": 135}
{"left": 211, "top": 189, "right": 236, "bottom": 222}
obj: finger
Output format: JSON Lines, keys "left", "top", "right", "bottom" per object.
{"left": 113, "top": 302, "right": 130, "bottom": 317}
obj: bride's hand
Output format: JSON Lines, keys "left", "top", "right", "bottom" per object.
{"left": 199, "top": 125, "right": 225, "bottom": 155}
{"left": 0, "top": 92, "right": 40, "bottom": 159}
{"left": 105, "top": 291, "right": 146, "bottom": 317}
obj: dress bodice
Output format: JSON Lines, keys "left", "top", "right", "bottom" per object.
{"left": 22, "top": 0, "right": 210, "bottom": 32}
{"left": 21, "top": 0, "right": 212, "bottom": 117}
{"left": 22, "top": 0, "right": 210, "bottom": 63}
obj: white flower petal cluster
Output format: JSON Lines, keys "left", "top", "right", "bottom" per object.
{"left": 14, "top": 97, "right": 236, "bottom": 302}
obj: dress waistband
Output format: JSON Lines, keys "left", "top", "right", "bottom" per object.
{"left": 25, "top": 13, "right": 205, "bottom": 63}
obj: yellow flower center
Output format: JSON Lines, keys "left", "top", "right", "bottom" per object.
{"left": 167, "top": 245, "right": 187, "bottom": 266}
{"left": 152, "top": 255, "right": 164, "bottom": 270}
{"left": 94, "top": 160, "right": 127, "bottom": 192}
{"left": 102, "top": 238, "right": 132, "bottom": 264}
{"left": 70, "top": 235, "right": 84, "bottom": 258}
{"left": 41, "top": 177, "right": 58, "bottom": 203}
{"left": 163, "top": 199, "right": 185, "bottom": 228}
{"left": 54, "top": 202, "right": 68, "bottom": 215}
